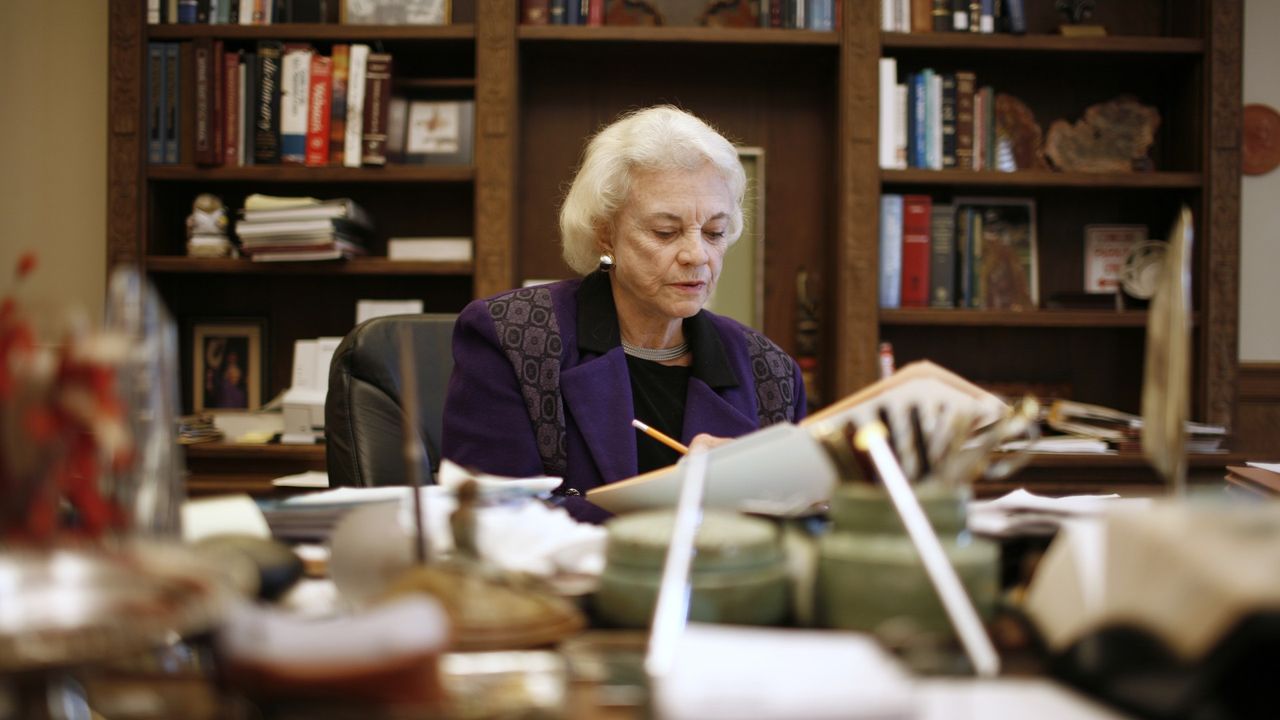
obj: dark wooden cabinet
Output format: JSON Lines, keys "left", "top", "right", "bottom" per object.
{"left": 107, "top": 0, "right": 1241, "bottom": 437}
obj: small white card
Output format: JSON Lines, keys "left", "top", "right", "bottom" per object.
{"left": 1084, "top": 225, "right": 1146, "bottom": 293}
{"left": 356, "top": 299, "right": 424, "bottom": 325}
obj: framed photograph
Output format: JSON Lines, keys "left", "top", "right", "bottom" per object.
{"left": 404, "top": 100, "right": 474, "bottom": 165}
{"left": 192, "top": 320, "right": 265, "bottom": 413}
{"left": 953, "top": 197, "right": 1038, "bottom": 310}
{"left": 1084, "top": 224, "right": 1147, "bottom": 294}
{"left": 706, "top": 146, "right": 765, "bottom": 331}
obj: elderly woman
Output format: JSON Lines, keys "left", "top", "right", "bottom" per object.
{"left": 442, "top": 106, "right": 805, "bottom": 521}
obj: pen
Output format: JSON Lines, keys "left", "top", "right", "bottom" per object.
{"left": 632, "top": 419, "right": 690, "bottom": 455}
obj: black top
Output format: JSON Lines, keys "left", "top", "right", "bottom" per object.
{"left": 627, "top": 355, "right": 691, "bottom": 473}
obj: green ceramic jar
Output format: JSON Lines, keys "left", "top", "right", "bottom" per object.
{"left": 594, "top": 510, "right": 790, "bottom": 629}
{"left": 815, "top": 484, "right": 997, "bottom": 636}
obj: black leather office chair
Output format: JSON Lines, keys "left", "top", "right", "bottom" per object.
{"left": 325, "top": 313, "right": 457, "bottom": 487}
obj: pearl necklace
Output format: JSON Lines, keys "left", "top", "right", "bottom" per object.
{"left": 622, "top": 340, "right": 690, "bottom": 362}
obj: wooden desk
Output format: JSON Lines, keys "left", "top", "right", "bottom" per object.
{"left": 976, "top": 452, "right": 1245, "bottom": 499}
{"left": 182, "top": 442, "right": 326, "bottom": 497}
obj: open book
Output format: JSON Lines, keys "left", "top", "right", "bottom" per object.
{"left": 587, "top": 361, "right": 1006, "bottom": 515}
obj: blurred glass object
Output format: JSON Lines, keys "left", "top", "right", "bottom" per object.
{"left": 103, "top": 266, "right": 185, "bottom": 537}
{"left": 1141, "top": 206, "right": 1193, "bottom": 496}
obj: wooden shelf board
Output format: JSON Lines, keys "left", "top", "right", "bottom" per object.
{"left": 880, "top": 309, "right": 1150, "bottom": 327}
{"left": 394, "top": 77, "right": 476, "bottom": 89}
{"left": 147, "top": 23, "right": 475, "bottom": 41}
{"left": 146, "top": 257, "right": 474, "bottom": 275}
{"left": 881, "top": 32, "right": 1204, "bottom": 55}
{"left": 518, "top": 25, "right": 839, "bottom": 45}
{"left": 183, "top": 442, "right": 326, "bottom": 461}
{"left": 881, "top": 169, "right": 1202, "bottom": 189}
{"left": 147, "top": 164, "right": 474, "bottom": 183}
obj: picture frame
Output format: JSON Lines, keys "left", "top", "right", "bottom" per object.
{"left": 1084, "top": 224, "right": 1147, "bottom": 294}
{"left": 706, "top": 146, "right": 765, "bottom": 331}
{"left": 403, "top": 100, "right": 475, "bottom": 165}
{"left": 952, "top": 197, "right": 1038, "bottom": 310}
{"left": 191, "top": 319, "right": 265, "bottom": 413}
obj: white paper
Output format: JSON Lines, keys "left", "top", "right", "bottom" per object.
{"left": 182, "top": 494, "right": 272, "bottom": 542}
{"left": 272, "top": 470, "right": 330, "bottom": 488}
{"left": 917, "top": 678, "right": 1129, "bottom": 719}
{"left": 291, "top": 339, "right": 319, "bottom": 390}
{"left": 652, "top": 624, "right": 914, "bottom": 720}
{"left": 1247, "top": 461, "right": 1280, "bottom": 473}
{"left": 356, "top": 299, "right": 424, "bottom": 325}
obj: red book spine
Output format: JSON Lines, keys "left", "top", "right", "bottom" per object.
{"left": 223, "top": 50, "right": 239, "bottom": 166}
{"left": 328, "top": 44, "right": 349, "bottom": 166}
{"left": 305, "top": 55, "right": 332, "bottom": 167}
{"left": 900, "top": 194, "right": 933, "bottom": 307}
{"left": 586, "top": 0, "right": 604, "bottom": 25}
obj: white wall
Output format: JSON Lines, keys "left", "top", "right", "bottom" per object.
{"left": 0, "top": 1, "right": 107, "bottom": 342}
{"left": 1242, "top": 0, "right": 1280, "bottom": 361}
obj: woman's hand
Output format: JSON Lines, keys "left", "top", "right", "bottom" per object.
{"left": 687, "top": 433, "right": 732, "bottom": 453}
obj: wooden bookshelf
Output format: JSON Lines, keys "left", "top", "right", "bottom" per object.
{"left": 107, "top": 0, "right": 1242, "bottom": 475}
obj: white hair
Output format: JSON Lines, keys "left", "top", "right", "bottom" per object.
{"left": 559, "top": 105, "right": 746, "bottom": 275}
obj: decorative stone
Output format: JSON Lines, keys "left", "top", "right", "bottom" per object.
{"left": 1044, "top": 96, "right": 1162, "bottom": 172}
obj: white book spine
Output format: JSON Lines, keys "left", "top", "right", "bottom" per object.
{"left": 881, "top": 0, "right": 894, "bottom": 31}
{"left": 878, "top": 58, "right": 898, "bottom": 170}
{"left": 928, "top": 72, "right": 942, "bottom": 170}
{"left": 896, "top": 0, "right": 909, "bottom": 31}
{"left": 894, "top": 83, "right": 908, "bottom": 170}
{"left": 280, "top": 48, "right": 313, "bottom": 164}
{"left": 239, "top": 0, "right": 255, "bottom": 24}
{"left": 344, "top": 44, "right": 369, "bottom": 169}
{"left": 147, "top": 0, "right": 160, "bottom": 24}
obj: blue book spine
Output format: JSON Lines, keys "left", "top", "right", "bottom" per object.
{"left": 549, "top": 0, "right": 567, "bottom": 24}
{"left": 911, "top": 73, "right": 931, "bottom": 167}
{"left": 879, "top": 194, "right": 904, "bottom": 309}
{"left": 148, "top": 44, "right": 164, "bottom": 164}
{"left": 178, "top": 0, "right": 198, "bottom": 23}
{"left": 921, "top": 69, "right": 936, "bottom": 169}
{"left": 905, "top": 73, "right": 917, "bottom": 168}
{"left": 164, "top": 43, "right": 179, "bottom": 164}
{"left": 565, "top": 0, "right": 581, "bottom": 24}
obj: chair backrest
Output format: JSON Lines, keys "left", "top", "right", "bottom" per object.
{"left": 325, "top": 313, "right": 457, "bottom": 487}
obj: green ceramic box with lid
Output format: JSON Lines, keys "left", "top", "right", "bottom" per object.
{"left": 815, "top": 483, "right": 998, "bottom": 636}
{"left": 594, "top": 510, "right": 790, "bottom": 628}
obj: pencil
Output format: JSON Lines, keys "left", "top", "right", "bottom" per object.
{"left": 632, "top": 419, "right": 690, "bottom": 455}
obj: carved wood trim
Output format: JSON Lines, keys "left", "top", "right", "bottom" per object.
{"left": 834, "top": 0, "right": 881, "bottom": 399}
{"left": 107, "top": 0, "right": 144, "bottom": 270}
{"left": 474, "top": 0, "right": 518, "bottom": 298}
{"left": 1203, "top": 0, "right": 1242, "bottom": 428}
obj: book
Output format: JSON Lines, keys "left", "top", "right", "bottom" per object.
{"left": 954, "top": 71, "right": 975, "bottom": 170}
{"left": 954, "top": 198, "right": 1037, "bottom": 310}
{"left": 236, "top": 217, "right": 372, "bottom": 239}
{"left": 878, "top": 194, "right": 903, "bottom": 309}
{"left": 361, "top": 52, "right": 394, "bottom": 166}
{"left": 900, "top": 195, "right": 931, "bottom": 307}
{"left": 522, "top": 0, "right": 550, "bottom": 24}
{"left": 343, "top": 44, "right": 369, "bottom": 168}
{"left": 1084, "top": 225, "right": 1146, "bottom": 294}
{"left": 328, "top": 44, "right": 349, "bottom": 166}
{"left": 928, "top": 203, "right": 955, "bottom": 307}
{"left": 279, "top": 45, "right": 313, "bottom": 165}
{"left": 193, "top": 38, "right": 215, "bottom": 164}
{"left": 387, "top": 237, "right": 473, "bottom": 262}
{"left": 950, "top": 0, "right": 967, "bottom": 31}
{"left": 911, "top": 0, "right": 933, "bottom": 32}
{"left": 931, "top": 0, "right": 949, "bottom": 30}
{"left": 940, "top": 73, "right": 957, "bottom": 169}
{"left": 878, "top": 58, "right": 900, "bottom": 169}
{"left": 223, "top": 50, "right": 241, "bottom": 166}
{"left": 1225, "top": 466, "right": 1280, "bottom": 495}
{"left": 927, "top": 69, "right": 942, "bottom": 169}
{"left": 304, "top": 54, "right": 332, "bottom": 167}
{"left": 147, "top": 43, "right": 165, "bottom": 164}
{"left": 240, "top": 197, "right": 370, "bottom": 225}
{"left": 253, "top": 41, "right": 283, "bottom": 164}
{"left": 1005, "top": 0, "right": 1026, "bottom": 33}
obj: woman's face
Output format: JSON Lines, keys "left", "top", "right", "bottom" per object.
{"left": 605, "top": 162, "right": 733, "bottom": 325}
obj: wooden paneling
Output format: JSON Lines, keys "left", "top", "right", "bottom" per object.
{"left": 1234, "top": 363, "right": 1280, "bottom": 456}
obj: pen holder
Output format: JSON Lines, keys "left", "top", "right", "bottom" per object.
{"left": 814, "top": 484, "right": 998, "bottom": 639}
{"left": 594, "top": 510, "right": 790, "bottom": 629}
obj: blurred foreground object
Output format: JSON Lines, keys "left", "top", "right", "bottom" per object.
{"left": 1141, "top": 205, "right": 1193, "bottom": 496}
{"left": 1025, "top": 501, "right": 1280, "bottom": 720}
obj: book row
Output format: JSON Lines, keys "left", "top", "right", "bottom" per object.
{"left": 520, "top": 0, "right": 838, "bottom": 31}
{"left": 882, "top": 0, "right": 1026, "bottom": 35}
{"left": 146, "top": 0, "right": 449, "bottom": 25}
{"left": 878, "top": 194, "right": 1038, "bottom": 311}
{"left": 877, "top": 58, "right": 1013, "bottom": 172}
{"left": 147, "top": 41, "right": 475, "bottom": 168}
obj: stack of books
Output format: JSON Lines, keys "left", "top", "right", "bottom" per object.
{"left": 1046, "top": 400, "right": 1229, "bottom": 453}
{"left": 236, "top": 194, "right": 371, "bottom": 262}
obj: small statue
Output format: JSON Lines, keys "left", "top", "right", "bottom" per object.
{"left": 185, "top": 193, "right": 234, "bottom": 258}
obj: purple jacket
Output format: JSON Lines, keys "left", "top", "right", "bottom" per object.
{"left": 442, "top": 273, "right": 806, "bottom": 521}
